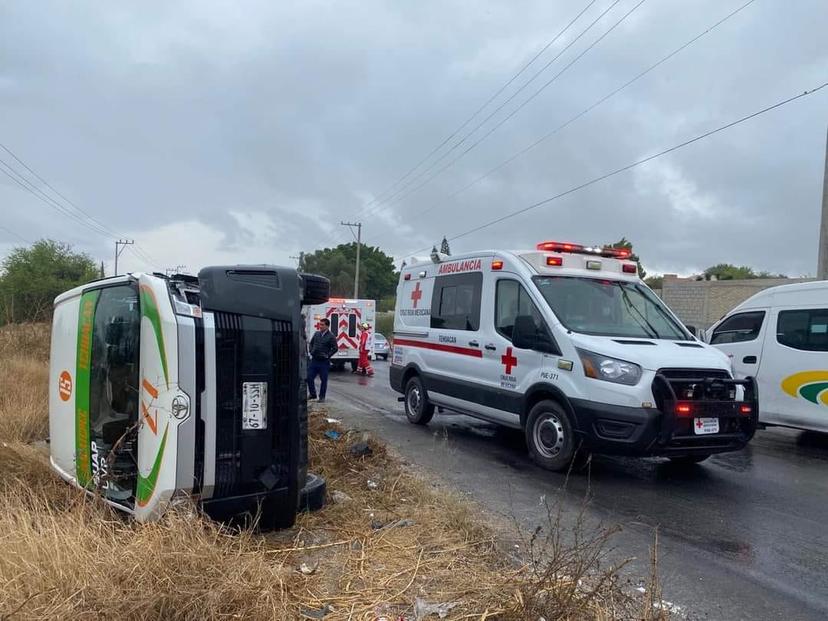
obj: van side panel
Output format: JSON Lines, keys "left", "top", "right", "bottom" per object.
{"left": 49, "top": 294, "right": 82, "bottom": 482}
{"left": 175, "top": 317, "right": 197, "bottom": 492}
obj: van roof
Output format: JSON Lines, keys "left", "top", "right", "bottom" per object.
{"left": 732, "top": 279, "right": 825, "bottom": 310}
{"left": 52, "top": 273, "right": 141, "bottom": 306}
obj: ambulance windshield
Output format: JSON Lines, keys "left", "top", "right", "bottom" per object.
{"left": 533, "top": 276, "right": 689, "bottom": 340}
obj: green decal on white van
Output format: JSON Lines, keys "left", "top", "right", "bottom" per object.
{"left": 782, "top": 371, "right": 828, "bottom": 406}
{"left": 136, "top": 423, "right": 169, "bottom": 507}
{"left": 139, "top": 284, "right": 169, "bottom": 386}
{"left": 75, "top": 289, "right": 99, "bottom": 487}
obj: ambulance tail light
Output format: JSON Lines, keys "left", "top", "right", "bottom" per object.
{"left": 622, "top": 263, "right": 637, "bottom": 274}
{"left": 491, "top": 260, "right": 504, "bottom": 270}
{"left": 546, "top": 256, "right": 563, "bottom": 267}
{"left": 739, "top": 404, "right": 753, "bottom": 416}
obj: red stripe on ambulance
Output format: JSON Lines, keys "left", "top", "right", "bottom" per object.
{"left": 393, "top": 338, "right": 482, "bottom": 358}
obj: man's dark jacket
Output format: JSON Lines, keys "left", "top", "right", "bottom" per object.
{"left": 309, "top": 330, "right": 338, "bottom": 361}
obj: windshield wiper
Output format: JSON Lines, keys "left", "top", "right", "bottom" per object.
{"left": 618, "top": 284, "right": 660, "bottom": 339}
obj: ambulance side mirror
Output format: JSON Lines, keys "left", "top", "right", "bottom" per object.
{"left": 686, "top": 324, "right": 698, "bottom": 337}
{"left": 513, "top": 315, "right": 558, "bottom": 354}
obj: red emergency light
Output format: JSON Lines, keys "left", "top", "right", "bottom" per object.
{"left": 622, "top": 263, "right": 637, "bottom": 274}
{"left": 739, "top": 404, "right": 752, "bottom": 415}
{"left": 546, "top": 256, "right": 563, "bottom": 267}
{"left": 491, "top": 259, "right": 504, "bottom": 270}
{"left": 536, "top": 241, "right": 632, "bottom": 260}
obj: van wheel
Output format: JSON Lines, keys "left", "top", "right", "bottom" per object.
{"left": 404, "top": 376, "right": 434, "bottom": 425}
{"left": 525, "top": 400, "right": 577, "bottom": 472}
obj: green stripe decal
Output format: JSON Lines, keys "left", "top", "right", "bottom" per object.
{"left": 139, "top": 284, "right": 169, "bottom": 386}
{"left": 136, "top": 423, "right": 169, "bottom": 507}
{"left": 799, "top": 382, "right": 828, "bottom": 405}
{"left": 75, "top": 290, "right": 99, "bottom": 487}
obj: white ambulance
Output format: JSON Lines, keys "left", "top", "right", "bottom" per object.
{"left": 49, "top": 266, "right": 328, "bottom": 526}
{"left": 390, "top": 242, "right": 758, "bottom": 471}
{"left": 705, "top": 280, "right": 828, "bottom": 433}
{"left": 305, "top": 298, "right": 376, "bottom": 371}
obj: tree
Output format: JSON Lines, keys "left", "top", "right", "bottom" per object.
{"left": 300, "top": 243, "right": 397, "bottom": 301}
{"left": 644, "top": 275, "right": 664, "bottom": 290}
{"left": 440, "top": 236, "right": 451, "bottom": 256}
{"left": 608, "top": 237, "right": 646, "bottom": 279}
{"left": 702, "top": 264, "right": 787, "bottom": 281}
{"left": 0, "top": 239, "right": 99, "bottom": 323}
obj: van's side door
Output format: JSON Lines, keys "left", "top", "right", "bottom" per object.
{"left": 422, "top": 270, "right": 486, "bottom": 412}
{"left": 709, "top": 310, "right": 768, "bottom": 378}
{"left": 763, "top": 307, "right": 828, "bottom": 432}
{"left": 475, "top": 278, "right": 558, "bottom": 427}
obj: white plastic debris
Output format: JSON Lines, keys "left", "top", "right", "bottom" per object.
{"left": 331, "top": 490, "right": 352, "bottom": 504}
{"left": 325, "top": 418, "right": 342, "bottom": 424}
{"left": 367, "top": 479, "right": 379, "bottom": 490}
{"left": 299, "top": 561, "right": 318, "bottom": 575}
{"left": 414, "top": 597, "right": 458, "bottom": 619}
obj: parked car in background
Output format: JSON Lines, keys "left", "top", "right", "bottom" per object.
{"left": 374, "top": 333, "right": 390, "bottom": 360}
{"left": 705, "top": 280, "right": 828, "bottom": 433}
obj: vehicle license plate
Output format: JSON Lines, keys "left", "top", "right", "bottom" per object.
{"left": 693, "top": 417, "right": 719, "bottom": 435}
{"left": 242, "top": 381, "right": 267, "bottom": 430}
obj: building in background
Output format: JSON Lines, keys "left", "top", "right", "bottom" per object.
{"left": 659, "top": 275, "right": 813, "bottom": 330}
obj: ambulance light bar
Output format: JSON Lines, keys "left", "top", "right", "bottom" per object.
{"left": 536, "top": 241, "right": 631, "bottom": 260}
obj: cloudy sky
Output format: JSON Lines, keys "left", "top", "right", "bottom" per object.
{"left": 1, "top": 0, "right": 827, "bottom": 278}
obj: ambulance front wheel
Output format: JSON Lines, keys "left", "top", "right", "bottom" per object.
{"left": 526, "top": 400, "right": 577, "bottom": 472}
{"left": 404, "top": 376, "right": 434, "bottom": 425}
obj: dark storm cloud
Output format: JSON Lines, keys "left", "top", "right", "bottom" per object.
{"left": 1, "top": 0, "right": 826, "bottom": 276}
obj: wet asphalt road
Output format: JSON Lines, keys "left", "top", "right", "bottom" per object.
{"left": 325, "top": 361, "right": 828, "bottom": 620}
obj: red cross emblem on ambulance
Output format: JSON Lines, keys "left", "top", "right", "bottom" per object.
{"left": 501, "top": 347, "right": 518, "bottom": 375}
{"left": 410, "top": 282, "right": 423, "bottom": 309}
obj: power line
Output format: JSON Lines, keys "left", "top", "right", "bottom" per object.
{"left": 414, "top": 0, "right": 758, "bottom": 220}
{"left": 373, "top": 0, "right": 648, "bottom": 215}
{"left": 404, "top": 80, "right": 828, "bottom": 256}
{"left": 0, "top": 159, "right": 116, "bottom": 239}
{"left": 347, "top": 0, "right": 602, "bottom": 217}
{"left": 319, "top": 0, "right": 605, "bottom": 249}
{"left": 0, "top": 225, "right": 30, "bottom": 245}
{"left": 0, "top": 143, "right": 124, "bottom": 239}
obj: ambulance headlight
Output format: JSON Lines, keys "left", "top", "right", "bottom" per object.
{"left": 576, "top": 349, "right": 642, "bottom": 386}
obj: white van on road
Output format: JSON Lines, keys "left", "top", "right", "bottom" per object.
{"left": 706, "top": 280, "right": 828, "bottom": 433}
{"left": 390, "top": 242, "right": 758, "bottom": 471}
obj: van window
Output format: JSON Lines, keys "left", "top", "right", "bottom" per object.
{"left": 89, "top": 285, "right": 140, "bottom": 505}
{"left": 710, "top": 311, "right": 765, "bottom": 345}
{"left": 777, "top": 309, "right": 828, "bottom": 351}
{"left": 348, "top": 312, "right": 357, "bottom": 337}
{"left": 495, "top": 280, "right": 545, "bottom": 340}
{"left": 431, "top": 272, "right": 482, "bottom": 331}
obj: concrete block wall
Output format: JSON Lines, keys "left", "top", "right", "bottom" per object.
{"left": 660, "top": 276, "right": 813, "bottom": 330}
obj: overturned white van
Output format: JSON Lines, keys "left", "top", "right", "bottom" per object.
{"left": 49, "top": 266, "right": 328, "bottom": 526}
{"left": 390, "top": 242, "right": 758, "bottom": 471}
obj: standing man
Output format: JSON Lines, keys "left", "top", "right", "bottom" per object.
{"left": 355, "top": 322, "right": 375, "bottom": 377}
{"left": 308, "top": 318, "right": 338, "bottom": 402}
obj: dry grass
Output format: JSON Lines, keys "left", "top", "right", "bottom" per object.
{"left": 0, "top": 323, "right": 664, "bottom": 620}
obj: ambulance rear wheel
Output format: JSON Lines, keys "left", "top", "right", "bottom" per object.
{"left": 404, "top": 376, "right": 434, "bottom": 425}
{"left": 526, "top": 400, "right": 577, "bottom": 472}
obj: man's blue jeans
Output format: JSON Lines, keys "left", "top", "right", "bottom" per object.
{"left": 308, "top": 359, "right": 330, "bottom": 399}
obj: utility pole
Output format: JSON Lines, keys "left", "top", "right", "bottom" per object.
{"left": 289, "top": 252, "right": 304, "bottom": 269}
{"left": 114, "top": 239, "right": 134, "bottom": 276}
{"left": 340, "top": 221, "right": 362, "bottom": 298}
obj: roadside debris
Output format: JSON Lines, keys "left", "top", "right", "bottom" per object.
{"left": 324, "top": 430, "right": 342, "bottom": 441}
{"left": 299, "top": 560, "right": 318, "bottom": 575}
{"left": 330, "top": 490, "right": 351, "bottom": 504}
{"left": 414, "top": 597, "right": 459, "bottom": 619}
{"left": 349, "top": 440, "right": 372, "bottom": 457}
{"left": 367, "top": 479, "right": 379, "bottom": 490}
{"left": 324, "top": 418, "right": 342, "bottom": 424}
{"left": 300, "top": 604, "right": 333, "bottom": 619}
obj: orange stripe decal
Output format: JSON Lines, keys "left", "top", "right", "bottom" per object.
{"left": 141, "top": 401, "right": 158, "bottom": 435}
{"left": 142, "top": 378, "right": 159, "bottom": 399}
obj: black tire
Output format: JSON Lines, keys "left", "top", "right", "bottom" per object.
{"left": 350, "top": 360, "right": 358, "bottom": 372}
{"left": 525, "top": 400, "right": 578, "bottom": 472}
{"left": 668, "top": 454, "right": 711, "bottom": 466}
{"left": 298, "top": 473, "right": 327, "bottom": 513}
{"left": 404, "top": 376, "right": 434, "bottom": 425}
{"left": 300, "top": 273, "right": 330, "bottom": 306}
{"left": 381, "top": 354, "right": 388, "bottom": 361}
